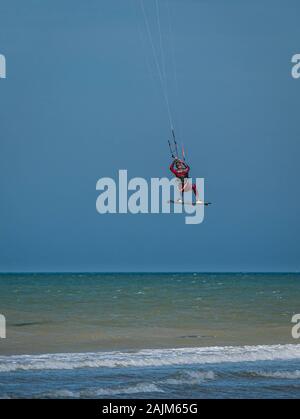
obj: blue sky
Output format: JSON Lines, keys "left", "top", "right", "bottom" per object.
{"left": 0, "top": 0, "right": 300, "bottom": 272}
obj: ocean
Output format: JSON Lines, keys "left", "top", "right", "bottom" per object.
{"left": 0, "top": 273, "right": 299, "bottom": 399}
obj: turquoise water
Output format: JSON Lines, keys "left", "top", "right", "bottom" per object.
{"left": 0, "top": 273, "right": 300, "bottom": 398}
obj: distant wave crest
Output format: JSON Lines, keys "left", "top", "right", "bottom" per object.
{"left": 255, "top": 370, "right": 300, "bottom": 380}
{"left": 41, "top": 383, "right": 164, "bottom": 399}
{"left": 159, "top": 369, "right": 215, "bottom": 385}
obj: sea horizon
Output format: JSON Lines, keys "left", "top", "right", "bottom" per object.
{"left": 1, "top": 271, "right": 300, "bottom": 275}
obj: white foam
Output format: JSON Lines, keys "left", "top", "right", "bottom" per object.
{"left": 0, "top": 344, "right": 300, "bottom": 373}
{"left": 91, "top": 383, "right": 164, "bottom": 396}
{"left": 255, "top": 370, "right": 300, "bottom": 380}
{"left": 160, "top": 370, "right": 215, "bottom": 385}
{"left": 47, "top": 389, "right": 80, "bottom": 398}
{"left": 42, "top": 384, "right": 163, "bottom": 398}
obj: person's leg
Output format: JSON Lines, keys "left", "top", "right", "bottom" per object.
{"left": 192, "top": 183, "right": 201, "bottom": 201}
{"left": 181, "top": 178, "right": 185, "bottom": 203}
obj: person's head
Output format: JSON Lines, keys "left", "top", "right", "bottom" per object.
{"left": 175, "top": 159, "right": 184, "bottom": 169}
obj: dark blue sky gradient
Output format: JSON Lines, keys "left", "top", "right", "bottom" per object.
{"left": 0, "top": 0, "right": 300, "bottom": 272}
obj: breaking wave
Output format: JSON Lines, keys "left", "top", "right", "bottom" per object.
{"left": 254, "top": 370, "right": 300, "bottom": 380}
{"left": 159, "top": 370, "right": 215, "bottom": 385}
{"left": 1, "top": 344, "right": 300, "bottom": 373}
{"left": 40, "top": 383, "right": 163, "bottom": 399}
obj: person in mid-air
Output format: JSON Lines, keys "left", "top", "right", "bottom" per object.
{"left": 169, "top": 158, "right": 202, "bottom": 203}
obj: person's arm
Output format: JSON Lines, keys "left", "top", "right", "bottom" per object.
{"left": 170, "top": 161, "right": 178, "bottom": 176}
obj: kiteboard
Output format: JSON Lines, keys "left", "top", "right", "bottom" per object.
{"left": 168, "top": 200, "right": 212, "bottom": 206}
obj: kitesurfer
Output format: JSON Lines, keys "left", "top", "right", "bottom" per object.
{"left": 170, "top": 158, "right": 202, "bottom": 203}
